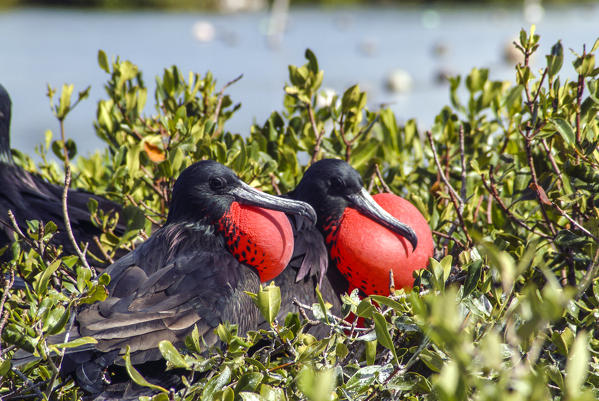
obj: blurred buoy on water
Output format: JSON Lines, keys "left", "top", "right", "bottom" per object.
{"left": 385, "top": 69, "right": 413, "bottom": 93}
{"left": 524, "top": 0, "right": 544, "bottom": 24}
{"left": 192, "top": 21, "right": 215, "bottom": 43}
{"left": 357, "top": 38, "right": 378, "bottom": 57}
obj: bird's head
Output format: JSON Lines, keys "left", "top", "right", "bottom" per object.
{"left": 290, "top": 159, "right": 418, "bottom": 250}
{"left": 167, "top": 160, "right": 316, "bottom": 227}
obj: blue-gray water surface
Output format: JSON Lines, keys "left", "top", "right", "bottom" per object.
{"left": 1, "top": 5, "right": 598, "bottom": 157}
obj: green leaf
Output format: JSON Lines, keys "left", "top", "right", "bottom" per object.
{"left": 546, "top": 41, "right": 564, "bottom": 76}
{"left": 123, "top": 346, "right": 168, "bottom": 393}
{"left": 260, "top": 384, "right": 287, "bottom": 401}
{"left": 314, "top": 286, "right": 329, "bottom": 324}
{"left": 551, "top": 117, "right": 576, "bottom": 146}
{"left": 57, "top": 84, "right": 74, "bottom": 120}
{"left": 250, "top": 283, "right": 281, "bottom": 325}
{"left": 566, "top": 331, "right": 589, "bottom": 398}
{"left": 239, "top": 393, "right": 263, "bottom": 401}
{"left": 463, "top": 259, "right": 483, "bottom": 298}
{"left": 35, "top": 259, "right": 61, "bottom": 295}
{"left": 234, "top": 372, "right": 264, "bottom": 393}
{"left": 202, "top": 366, "right": 232, "bottom": 400}
{"left": 221, "top": 387, "right": 235, "bottom": 401}
{"left": 356, "top": 299, "right": 375, "bottom": 318}
{"left": 373, "top": 312, "right": 399, "bottom": 365}
{"left": 55, "top": 336, "right": 97, "bottom": 349}
{"left": 98, "top": 50, "right": 109, "bottom": 73}
{"left": 351, "top": 140, "right": 378, "bottom": 168}
{"left": 158, "top": 340, "right": 189, "bottom": 369}
{"left": 369, "top": 295, "right": 403, "bottom": 313}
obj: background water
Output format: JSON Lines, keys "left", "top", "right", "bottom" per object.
{"left": 0, "top": 5, "right": 598, "bottom": 158}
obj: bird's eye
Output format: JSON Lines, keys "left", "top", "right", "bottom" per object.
{"left": 209, "top": 177, "right": 227, "bottom": 190}
{"left": 330, "top": 177, "right": 345, "bottom": 188}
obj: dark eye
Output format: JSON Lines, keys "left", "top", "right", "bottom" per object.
{"left": 209, "top": 177, "right": 227, "bottom": 190}
{"left": 330, "top": 177, "right": 345, "bottom": 188}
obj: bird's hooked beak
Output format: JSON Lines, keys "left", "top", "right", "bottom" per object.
{"left": 230, "top": 182, "right": 317, "bottom": 226}
{"left": 346, "top": 188, "right": 418, "bottom": 251}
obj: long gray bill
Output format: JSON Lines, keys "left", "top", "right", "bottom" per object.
{"left": 347, "top": 188, "right": 418, "bottom": 251}
{"left": 230, "top": 181, "right": 317, "bottom": 226}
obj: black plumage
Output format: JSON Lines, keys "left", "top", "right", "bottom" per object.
{"left": 276, "top": 159, "right": 418, "bottom": 320}
{"left": 63, "top": 160, "right": 316, "bottom": 398}
{"left": 0, "top": 83, "right": 125, "bottom": 266}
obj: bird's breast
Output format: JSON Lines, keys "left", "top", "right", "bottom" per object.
{"left": 218, "top": 202, "right": 294, "bottom": 282}
{"left": 328, "top": 193, "right": 434, "bottom": 296}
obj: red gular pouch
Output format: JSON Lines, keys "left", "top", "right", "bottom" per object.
{"left": 219, "top": 202, "right": 294, "bottom": 282}
{"left": 333, "top": 193, "right": 434, "bottom": 296}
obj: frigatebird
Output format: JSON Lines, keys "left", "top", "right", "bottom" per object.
{"left": 0, "top": 83, "right": 125, "bottom": 266}
{"left": 63, "top": 160, "right": 316, "bottom": 397}
{"left": 275, "top": 158, "right": 419, "bottom": 319}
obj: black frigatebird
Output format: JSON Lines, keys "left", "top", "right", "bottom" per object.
{"left": 275, "top": 158, "right": 420, "bottom": 319}
{"left": 65, "top": 160, "right": 316, "bottom": 396}
{"left": 0, "top": 83, "right": 125, "bottom": 266}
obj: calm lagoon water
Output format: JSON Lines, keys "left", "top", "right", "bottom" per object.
{"left": 0, "top": 5, "right": 598, "bottom": 157}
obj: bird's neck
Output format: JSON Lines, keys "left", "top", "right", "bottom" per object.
{"left": 0, "top": 125, "right": 12, "bottom": 164}
{"left": 152, "top": 221, "right": 226, "bottom": 263}
{"left": 319, "top": 212, "right": 345, "bottom": 247}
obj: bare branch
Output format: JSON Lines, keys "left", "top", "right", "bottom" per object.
{"left": 426, "top": 131, "right": 473, "bottom": 246}
{"left": 374, "top": 163, "right": 392, "bottom": 193}
{"left": 308, "top": 103, "right": 326, "bottom": 165}
{"left": 269, "top": 173, "right": 282, "bottom": 196}
{"left": 480, "top": 170, "right": 551, "bottom": 240}
{"left": 62, "top": 166, "right": 92, "bottom": 271}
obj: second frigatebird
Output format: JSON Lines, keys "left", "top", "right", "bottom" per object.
{"left": 64, "top": 160, "right": 316, "bottom": 397}
{"left": 275, "top": 159, "right": 422, "bottom": 319}
{"left": 0, "top": 83, "right": 126, "bottom": 266}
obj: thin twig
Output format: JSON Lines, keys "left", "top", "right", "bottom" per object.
{"left": 472, "top": 194, "right": 484, "bottom": 223}
{"left": 432, "top": 230, "right": 465, "bottom": 249}
{"left": 458, "top": 125, "right": 467, "bottom": 207}
{"left": 292, "top": 299, "right": 370, "bottom": 332}
{"left": 575, "top": 248, "right": 599, "bottom": 300}
{"left": 575, "top": 46, "right": 586, "bottom": 148}
{"left": 523, "top": 136, "right": 557, "bottom": 236}
{"left": 374, "top": 164, "right": 392, "bottom": 193}
{"left": 292, "top": 298, "right": 320, "bottom": 326}
{"left": 426, "top": 131, "right": 473, "bottom": 246}
{"left": 10, "top": 367, "right": 45, "bottom": 399}
{"left": 0, "top": 268, "right": 14, "bottom": 354}
{"left": 126, "top": 194, "right": 161, "bottom": 226}
{"left": 551, "top": 203, "right": 599, "bottom": 243}
{"left": 62, "top": 166, "right": 92, "bottom": 271}
{"left": 7, "top": 210, "right": 26, "bottom": 239}
{"left": 308, "top": 103, "right": 326, "bottom": 165}
{"left": 269, "top": 173, "right": 282, "bottom": 196}
{"left": 383, "top": 336, "right": 431, "bottom": 385}
{"left": 46, "top": 308, "right": 76, "bottom": 398}
{"left": 93, "top": 236, "right": 114, "bottom": 265}
{"left": 426, "top": 132, "right": 462, "bottom": 204}
{"left": 213, "top": 74, "right": 243, "bottom": 124}
{"left": 540, "top": 138, "right": 564, "bottom": 189}
{"left": 481, "top": 171, "right": 551, "bottom": 240}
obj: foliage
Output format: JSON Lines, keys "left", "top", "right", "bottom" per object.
{"left": 1, "top": 28, "right": 599, "bottom": 401}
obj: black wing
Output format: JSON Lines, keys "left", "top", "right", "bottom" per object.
{"left": 78, "top": 248, "right": 261, "bottom": 365}
{"left": 274, "top": 215, "right": 343, "bottom": 324}
{"left": 0, "top": 164, "right": 127, "bottom": 266}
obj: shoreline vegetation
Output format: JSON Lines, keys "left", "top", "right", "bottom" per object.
{"left": 1, "top": 0, "right": 598, "bottom": 13}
